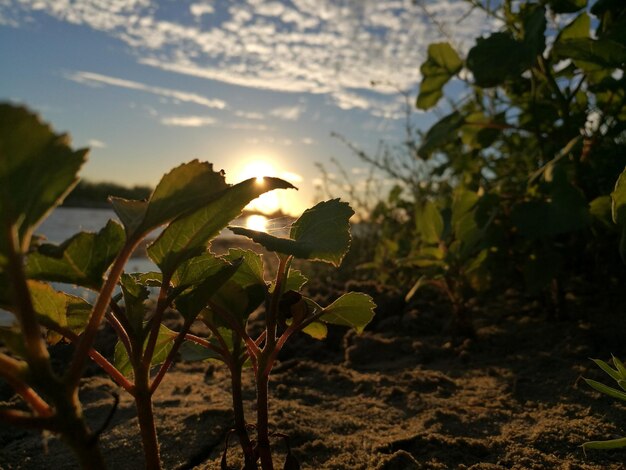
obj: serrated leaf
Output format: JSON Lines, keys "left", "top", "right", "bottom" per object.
{"left": 119, "top": 273, "right": 150, "bottom": 339}
{"left": 284, "top": 269, "right": 308, "bottom": 292}
{"left": 114, "top": 324, "right": 177, "bottom": 378}
{"left": 26, "top": 281, "right": 91, "bottom": 345}
{"left": 229, "top": 199, "right": 354, "bottom": 267}
{"left": 112, "top": 160, "right": 230, "bottom": 240}
{"left": 171, "top": 253, "right": 226, "bottom": 291}
{"left": 0, "top": 104, "right": 87, "bottom": 254}
{"left": 26, "top": 220, "right": 125, "bottom": 289}
{"left": 222, "top": 248, "right": 266, "bottom": 288}
{"left": 174, "top": 259, "right": 243, "bottom": 321}
{"left": 416, "top": 42, "right": 462, "bottom": 110}
{"left": 318, "top": 293, "right": 376, "bottom": 334}
{"left": 148, "top": 177, "right": 295, "bottom": 275}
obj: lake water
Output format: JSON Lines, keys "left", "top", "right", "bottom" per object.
{"left": 0, "top": 207, "right": 291, "bottom": 326}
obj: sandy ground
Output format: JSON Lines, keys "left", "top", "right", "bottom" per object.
{"left": 2, "top": 280, "right": 626, "bottom": 469}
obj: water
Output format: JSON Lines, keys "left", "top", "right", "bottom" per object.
{"left": 0, "top": 207, "right": 292, "bottom": 326}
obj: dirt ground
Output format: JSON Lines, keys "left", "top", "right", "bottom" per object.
{"left": 2, "top": 276, "right": 626, "bottom": 469}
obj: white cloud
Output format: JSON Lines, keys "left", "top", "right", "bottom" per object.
{"left": 160, "top": 115, "right": 217, "bottom": 127}
{"left": 87, "top": 138, "right": 106, "bottom": 148}
{"left": 235, "top": 110, "right": 265, "bottom": 120}
{"left": 190, "top": 2, "right": 214, "bottom": 18}
{"left": 269, "top": 104, "right": 304, "bottom": 121}
{"left": 66, "top": 70, "right": 227, "bottom": 110}
{"left": 301, "top": 137, "right": 314, "bottom": 145}
{"left": 6, "top": 0, "right": 497, "bottom": 117}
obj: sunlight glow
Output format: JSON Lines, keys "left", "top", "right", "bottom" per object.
{"left": 245, "top": 214, "right": 269, "bottom": 232}
{"left": 236, "top": 159, "right": 282, "bottom": 214}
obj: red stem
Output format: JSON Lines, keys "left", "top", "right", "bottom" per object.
{"left": 149, "top": 318, "right": 193, "bottom": 393}
{"left": 67, "top": 239, "right": 140, "bottom": 388}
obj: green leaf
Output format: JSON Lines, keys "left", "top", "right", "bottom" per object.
{"left": 553, "top": 38, "right": 626, "bottom": 68}
{"left": 27, "top": 281, "right": 91, "bottom": 345}
{"left": 415, "top": 200, "right": 444, "bottom": 244}
{"left": 119, "top": 273, "right": 150, "bottom": 339}
{"left": 223, "top": 249, "right": 266, "bottom": 288}
{"left": 556, "top": 12, "right": 590, "bottom": 43}
{"left": 416, "top": 42, "right": 463, "bottom": 110}
{"left": 229, "top": 199, "right": 354, "bottom": 267}
{"left": 417, "top": 111, "right": 464, "bottom": 158}
{"left": 148, "top": 177, "right": 294, "bottom": 275}
{"left": 284, "top": 269, "right": 308, "bottom": 292}
{"left": 114, "top": 324, "right": 177, "bottom": 378}
{"left": 111, "top": 160, "right": 230, "bottom": 239}
{"left": 611, "top": 168, "right": 626, "bottom": 225}
{"left": 466, "top": 33, "right": 528, "bottom": 87}
{"left": 0, "top": 104, "right": 87, "bottom": 254}
{"left": 174, "top": 259, "right": 243, "bottom": 321}
{"left": 583, "top": 437, "right": 626, "bottom": 450}
{"left": 299, "top": 321, "right": 328, "bottom": 340}
{"left": 318, "top": 292, "right": 376, "bottom": 334}
{"left": 522, "top": 5, "right": 547, "bottom": 59}
{"left": 548, "top": 0, "right": 586, "bottom": 14}
{"left": 0, "top": 326, "right": 27, "bottom": 357}
{"left": 612, "top": 355, "right": 626, "bottom": 378}
{"left": 584, "top": 378, "right": 626, "bottom": 402}
{"left": 589, "top": 195, "right": 614, "bottom": 229}
{"left": 171, "top": 253, "right": 227, "bottom": 291}
{"left": 26, "top": 220, "right": 125, "bottom": 289}
{"left": 591, "top": 358, "right": 622, "bottom": 382}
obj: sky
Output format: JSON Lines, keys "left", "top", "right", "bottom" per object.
{"left": 0, "top": 0, "right": 493, "bottom": 215}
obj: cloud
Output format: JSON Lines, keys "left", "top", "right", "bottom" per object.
{"left": 160, "top": 115, "right": 217, "bottom": 127}
{"left": 190, "top": 2, "right": 214, "bottom": 18}
{"left": 87, "top": 138, "right": 106, "bottom": 148}
{"left": 66, "top": 71, "right": 228, "bottom": 110}
{"left": 269, "top": 104, "right": 304, "bottom": 121}
{"left": 235, "top": 110, "right": 265, "bottom": 120}
{"left": 301, "top": 137, "right": 314, "bottom": 145}
{"left": 7, "top": 0, "right": 497, "bottom": 117}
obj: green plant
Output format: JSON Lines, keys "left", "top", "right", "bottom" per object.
{"left": 402, "top": 186, "right": 498, "bottom": 333}
{"left": 583, "top": 356, "right": 626, "bottom": 450}
{"left": 0, "top": 102, "right": 374, "bottom": 469}
{"left": 180, "top": 200, "right": 376, "bottom": 469}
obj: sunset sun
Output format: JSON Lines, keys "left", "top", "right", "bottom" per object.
{"left": 236, "top": 159, "right": 281, "bottom": 214}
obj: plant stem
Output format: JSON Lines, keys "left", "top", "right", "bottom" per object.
{"left": 143, "top": 275, "right": 172, "bottom": 368}
{"left": 230, "top": 356, "right": 258, "bottom": 469}
{"left": 134, "top": 364, "right": 162, "bottom": 470}
{"left": 67, "top": 238, "right": 140, "bottom": 388}
{"left": 255, "top": 370, "right": 273, "bottom": 470}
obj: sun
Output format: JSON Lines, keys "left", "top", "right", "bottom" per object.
{"left": 236, "top": 159, "right": 281, "bottom": 214}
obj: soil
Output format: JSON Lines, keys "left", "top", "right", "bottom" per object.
{"left": 2, "top": 268, "right": 626, "bottom": 469}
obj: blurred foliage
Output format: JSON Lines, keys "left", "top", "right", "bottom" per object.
{"left": 63, "top": 180, "right": 153, "bottom": 208}
{"left": 322, "top": 0, "right": 626, "bottom": 329}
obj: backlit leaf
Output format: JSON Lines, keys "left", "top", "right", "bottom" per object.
{"left": 26, "top": 220, "right": 125, "bottom": 289}
{"left": 112, "top": 160, "right": 230, "bottom": 239}
{"left": 416, "top": 42, "right": 462, "bottom": 110}
{"left": 148, "top": 177, "right": 294, "bottom": 275}
{"left": 318, "top": 292, "right": 375, "bottom": 334}
{"left": 0, "top": 104, "right": 87, "bottom": 254}
{"left": 229, "top": 199, "right": 354, "bottom": 267}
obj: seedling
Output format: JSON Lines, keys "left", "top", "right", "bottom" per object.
{"left": 0, "top": 103, "right": 301, "bottom": 468}
{"left": 181, "top": 200, "right": 376, "bottom": 469}
{"left": 583, "top": 356, "right": 626, "bottom": 451}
